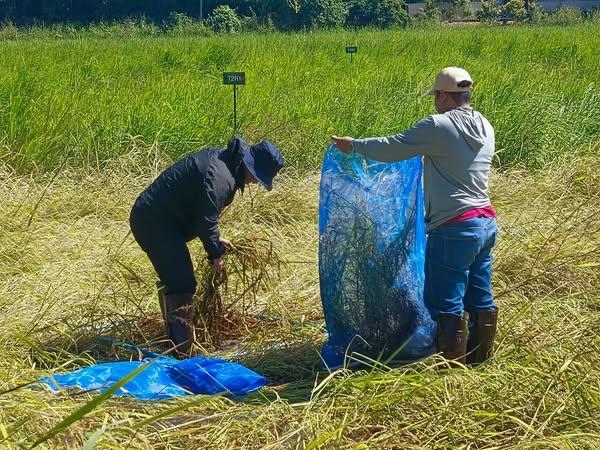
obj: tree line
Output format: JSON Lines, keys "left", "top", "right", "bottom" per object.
{"left": 1, "top": 0, "right": 591, "bottom": 31}
{"left": 0, "top": 0, "right": 414, "bottom": 29}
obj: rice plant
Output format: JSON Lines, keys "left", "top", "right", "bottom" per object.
{"left": 0, "top": 24, "right": 598, "bottom": 172}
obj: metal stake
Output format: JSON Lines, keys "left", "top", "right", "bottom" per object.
{"left": 233, "top": 84, "right": 238, "bottom": 132}
{"left": 223, "top": 72, "right": 245, "bottom": 134}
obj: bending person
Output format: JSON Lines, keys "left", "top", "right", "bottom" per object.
{"left": 130, "top": 136, "right": 284, "bottom": 358}
{"left": 332, "top": 67, "right": 498, "bottom": 366}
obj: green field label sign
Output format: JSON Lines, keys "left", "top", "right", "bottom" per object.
{"left": 223, "top": 72, "right": 246, "bottom": 85}
{"left": 223, "top": 72, "right": 245, "bottom": 132}
{"left": 346, "top": 46, "right": 358, "bottom": 54}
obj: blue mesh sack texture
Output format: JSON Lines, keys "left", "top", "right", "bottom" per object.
{"left": 40, "top": 356, "right": 266, "bottom": 400}
{"left": 319, "top": 145, "right": 435, "bottom": 367}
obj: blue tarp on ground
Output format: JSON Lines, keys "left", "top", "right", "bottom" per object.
{"left": 40, "top": 356, "right": 266, "bottom": 400}
{"left": 319, "top": 145, "right": 435, "bottom": 367}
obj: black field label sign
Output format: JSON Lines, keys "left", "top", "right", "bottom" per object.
{"left": 223, "top": 72, "right": 246, "bottom": 85}
{"left": 346, "top": 46, "right": 358, "bottom": 54}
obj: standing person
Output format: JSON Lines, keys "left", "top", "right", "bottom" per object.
{"left": 130, "top": 136, "right": 284, "bottom": 358}
{"left": 331, "top": 67, "right": 498, "bottom": 366}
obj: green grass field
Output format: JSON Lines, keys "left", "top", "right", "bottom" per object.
{"left": 1, "top": 24, "right": 599, "bottom": 449}
{"left": 1, "top": 24, "right": 599, "bottom": 171}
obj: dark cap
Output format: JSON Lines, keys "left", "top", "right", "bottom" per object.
{"left": 242, "top": 140, "right": 284, "bottom": 191}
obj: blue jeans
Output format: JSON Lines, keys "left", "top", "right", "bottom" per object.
{"left": 424, "top": 217, "right": 498, "bottom": 319}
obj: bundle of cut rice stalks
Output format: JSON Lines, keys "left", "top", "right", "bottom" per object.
{"left": 194, "top": 237, "right": 281, "bottom": 348}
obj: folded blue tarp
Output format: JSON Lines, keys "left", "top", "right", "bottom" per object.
{"left": 40, "top": 356, "right": 266, "bottom": 400}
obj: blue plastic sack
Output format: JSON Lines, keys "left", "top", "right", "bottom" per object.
{"left": 40, "top": 356, "right": 266, "bottom": 400}
{"left": 319, "top": 145, "right": 435, "bottom": 367}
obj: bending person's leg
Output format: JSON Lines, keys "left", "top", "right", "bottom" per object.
{"left": 130, "top": 214, "right": 197, "bottom": 358}
{"left": 144, "top": 236, "right": 197, "bottom": 296}
{"left": 145, "top": 236, "right": 197, "bottom": 359}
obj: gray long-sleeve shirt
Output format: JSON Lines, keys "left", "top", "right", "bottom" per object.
{"left": 352, "top": 107, "right": 495, "bottom": 232}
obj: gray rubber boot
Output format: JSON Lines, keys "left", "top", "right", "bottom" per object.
{"left": 466, "top": 308, "right": 498, "bottom": 366}
{"left": 164, "top": 293, "right": 196, "bottom": 359}
{"left": 436, "top": 313, "right": 469, "bottom": 367}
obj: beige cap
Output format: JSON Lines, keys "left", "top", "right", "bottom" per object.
{"left": 428, "top": 67, "right": 473, "bottom": 95}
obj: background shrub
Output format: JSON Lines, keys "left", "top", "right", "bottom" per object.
{"left": 206, "top": 5, "right": 242, "bottom": 33}
{"left": 302, "top": 0, "right": 349, "bottom": 28}
{"left": 501, "top": 0, "right": 528, "bottom": 22}
{"left": 541, "top": 7, "right": 584, "bottom": 25}
{"left": 477, "top": 0, "right": 500, "bottom": 22}
{"left": 375, "top": 0, "right": 409, "bottom": 28}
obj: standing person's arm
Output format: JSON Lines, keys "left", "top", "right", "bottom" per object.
{"left": 333, "top": 116, "right": 438, "bottom": 162}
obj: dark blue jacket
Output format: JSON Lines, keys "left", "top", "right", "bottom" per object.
{"left": 131, "top": 146, "right": 245, "bottom": 261}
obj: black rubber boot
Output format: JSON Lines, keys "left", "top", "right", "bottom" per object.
{"left": 436, "top": 313, "right": 469, "bottom": 367}
{"left": 466, "top": 308, "right": 498, "bottom": 366}
{"left": 164, "top": 294, "right": 196, "bottom": 359}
